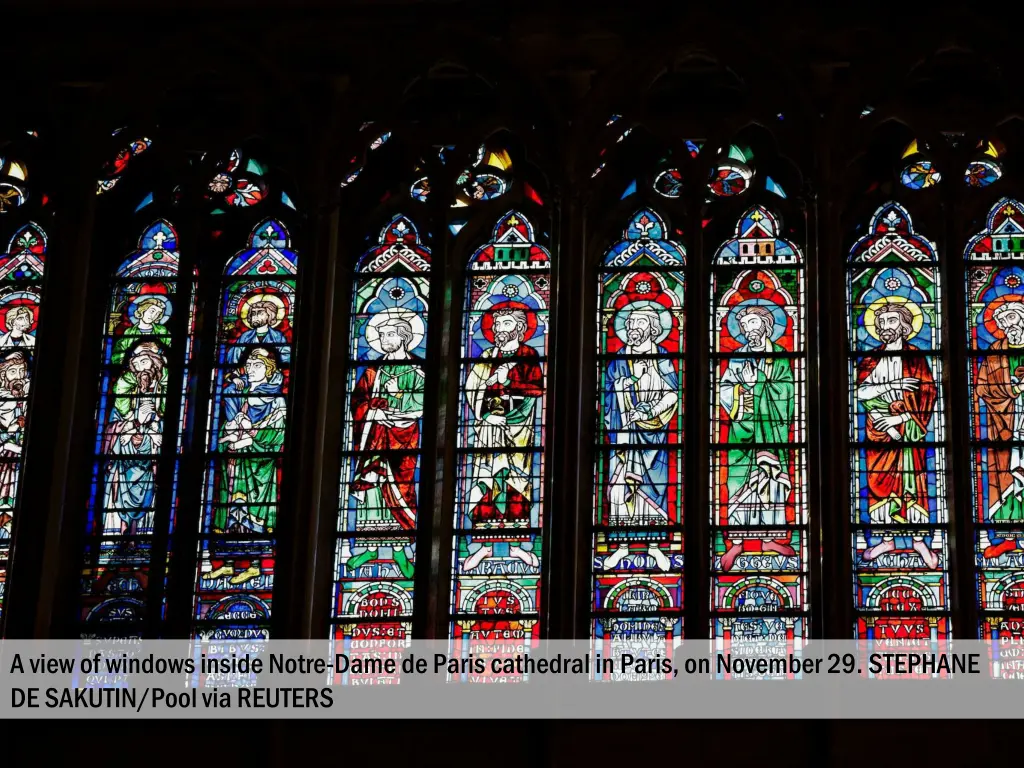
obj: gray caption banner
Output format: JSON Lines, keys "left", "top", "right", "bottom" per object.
{"left": 0, "top": 639, "right": 1019, "bottom": 719}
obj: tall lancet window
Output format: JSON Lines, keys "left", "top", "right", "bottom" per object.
{"left": 591, "top": 209, "right": 686, "bottom": 659}
{"left": 0, "top": 221, "right": 47, "bottom": 626}
{"left": 192, "top": 219, "right": 298, "bottom": 640}
{"left": 80, "top": 220, "right": 195, "bottom": 634}
{"left": 848, "top": 203, "right": 949, "bottom": 641}
{"left": 710, "top": 206, "right": 809, "bottom": 644}
{"left": 450, "top": 210, "right": 551, "bottom": 652}
{"left": 334, "top": 215, "right": 430, "bottom": 650}
{"left": 966, "top": 198, "right": 1024, "bottom": 648}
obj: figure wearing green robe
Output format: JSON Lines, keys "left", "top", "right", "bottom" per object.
{"left": 717, "top": 320, "right": 797, "bottom": 573}
{"left": 216, "top": 367, "right": 287, "bottom": 533}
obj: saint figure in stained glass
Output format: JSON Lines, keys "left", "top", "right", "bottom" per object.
{"left": 111, "top": 296, "right": 170, "bottom": 365}
{"left": 0, "top": 351, "right": 28, "bottom": 508}
{"left": 451, "top": 209, "right": 550, "bottom": 646}
{"left": 104, "top": 341, "right": 167, "bottom": 535}
{"left": 333, "top": 214, "right": 429, "bottom": 650}
{"left": 976, "top": 302, "right": 1024, "bottom": 545}
{"left": 462, "top": 303, "right": 543, "bottom": 571}
{"left": 194, "top": 218, "right": 296, "bottom": 636}
{"left": 602, "top": 304, "right": 678, "bottom": 571}
{"left": 347, "top": 310, "right": 424, "bottom": 576}
{"left": 718, "top": 303, "right": 796, "bottom": 570}
{"left": 848, "top": 202, "right": 948, "bottom": 641}
{"left": 208, "top": 347, "right": 287, "bottom": 584}
{"left": 711, "top": 205, "right": 807, "bottom": 644}
{"left": 966, "top": 200, "right": 1024, "bottom": 653}
{"left": 592, "top": 208, "right": 685, "bottom": 651}
{"left": 856, "top": 301, "right": 939, "bottom": 568}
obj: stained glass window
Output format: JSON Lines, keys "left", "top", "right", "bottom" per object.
{"left": 592, "top": 209, "right": 685, "bottom": 663}
{"left": 0, "top": 222, "right": 46, "bottom": 624}
{"left": 79, "top": 220, "right": 195, "bottom": 634}
{"left": 710, "top": 206, "right": 808, "bottom": 644}
{"left": 192, "top": 219, "right": 297, "bottom": 640}
{"left": 333, "top": 214, "right": 430, "bottom": 654}
{"left": 848, "top": 203, "right": 949, "bottom": 641}
{"left": 450, "top": 210, "right": 550, "bottom": 652}
{"left": 966, "top": 198, "right": 1024, "bottom": 651}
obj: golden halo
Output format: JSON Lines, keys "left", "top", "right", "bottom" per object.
{"left": 863, "top": 296, "right": 924, "bottom": 341}
{"left": 240, "top": 293, "right": 285, "bottom": 329}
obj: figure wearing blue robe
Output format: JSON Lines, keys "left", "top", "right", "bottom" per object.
{"left": 603, "top": 354, "right": 678, "bottom": 555}
{"left": 227, "top": 326, "right": 290, "bottom": 364}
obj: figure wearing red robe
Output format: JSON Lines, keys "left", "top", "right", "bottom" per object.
{"left": 856, "top": 303, "right": 938, "bottom": 567}
{"left": 346, "top": 319, "right": 424, "bottom": 577}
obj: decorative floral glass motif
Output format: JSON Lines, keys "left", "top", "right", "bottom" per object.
{"left": 79, "top": 220, "right": 195, "bottom": 634}
{"left": 450, "top": 210, "right": 550, "bottom": 665}
{"left": 847, "top": 203, "right": 950, "bottom": 642}
{"left": 192, "top": 219, "right": 298, "bottom": 640}
{"left": 206, "top": 150, "right": 268, "bottom": 208}
{"left": 966, "top": 198, "right": 1024, "bottom": 670}
{"left": 0, "top": 222, "right": 46, "bottom": 624}
{"left": 592, "top": 209, "right": 685, "bottom": 672}
{"left": 333, "top": 214, "right": 430, "bottom": 666}
{"left": 710, "top": 206, "right": 808, "bottom": 646}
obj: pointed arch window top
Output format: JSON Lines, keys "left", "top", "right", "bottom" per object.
{"left": 380, "top": 214, "right": 421, "bottom": 246}
{"left": 849, "top": 203, "right": 938, "bottom": 264}
{"left": 493, "top": 210, "right": 534, "bottom": 242}
{"left": 0, "top": 223, "right": 47, "bottom": 281}
{"left": 625, "top": 209, "right": 666, "bottom": 240}
{"left": 714, "top": 205, "right": 801, "bottom": 265}
{"left": 117, "top": 220, "right": 180, "bottom": 278}
{"left": 357, "top": 215, "right": 431, "bottom": 274}
{"left": 604, "top": 209, "right": 685, "bottom": 268}
{"left": 469, "top": 211, "right": 549, "bottom": 271}
{"left": 967, "top": 198, "right": 1024, "bottom": 261}
{"left": 249, "top": 219, "right": 290, "bottom": 250}
{"left": 226, "top": 219, "right": 297, "bottom": 276}
{"left": 141, "top": 220, "right": 177, "bottom": 252}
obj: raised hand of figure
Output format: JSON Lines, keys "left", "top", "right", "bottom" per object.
{"left": 495, "top": 361, "right": 516, "bottom": 384}
{"left": 741, "top": 360, "right": 758, "bottom": 386}
{"left": 873, "top": 413, "right": 905, "bottom": 432}
{"left": 892, "top": 377, "right": 920, "bottom": 392}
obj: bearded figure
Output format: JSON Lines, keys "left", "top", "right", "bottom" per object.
{"left": 977, "top": 302, "right": 1024, "bottom": 559}
{"left": 718, "top": 304, "right": 797, "bottom": 572}
{"left": 0, "top": 351, "right": 29, "bottom": 507}
{"left": 855, "top": 302, "right": 938, "bottom": 567}
{"left": 228, "top": 300, "right": 290, "bottom": 364}
{"left": 602, "top": 307, "right": 678, "bottom": 571}
{"left": 462, "top": 305, "right": 543, "bottom": 572}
